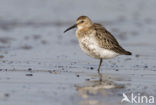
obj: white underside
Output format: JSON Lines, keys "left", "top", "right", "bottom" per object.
{"left": 78, "top": 35, "right": 119, "bottom": 59}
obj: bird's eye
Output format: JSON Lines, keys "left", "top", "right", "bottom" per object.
{"left": 81, "top": 20, "right": 84, "bottom": 23}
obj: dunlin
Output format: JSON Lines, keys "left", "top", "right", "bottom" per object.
{"left": 64, "top": 16, "right": 132, "bottom": 73}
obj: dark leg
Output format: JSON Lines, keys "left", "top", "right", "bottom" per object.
{"left": 97, "top": 59, "right": 103, "bottom": 82}
{"left": 97, "top": 58, "right": 103, "bottom": 73}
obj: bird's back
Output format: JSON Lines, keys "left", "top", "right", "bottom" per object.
{"left": 91, "top": 23, "right": 132, "bottom": 55}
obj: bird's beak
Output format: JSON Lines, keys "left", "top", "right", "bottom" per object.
{"left": 64, "top": 24, "right": 77, "bottom": 33}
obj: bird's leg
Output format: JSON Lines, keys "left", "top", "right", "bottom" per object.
{"left": 97, "top": 59, "right": 103, "bottom": 82}
{"left": 98, "top": 72, "right": 102, "bottom": 82}
{"left": 97, "top": 58, "right": 103, "bottom": 73}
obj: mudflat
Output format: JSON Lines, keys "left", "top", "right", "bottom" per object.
{"left": 0, "top": 0, "right": 156, "bottom": 105}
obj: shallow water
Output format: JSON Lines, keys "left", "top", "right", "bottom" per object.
{"left": 0, "top": 0, "right": 156, "bottom": 105}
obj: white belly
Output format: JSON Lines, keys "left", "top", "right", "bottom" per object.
{"left": 78, "top": 36, "right": 119, "bottom": 59}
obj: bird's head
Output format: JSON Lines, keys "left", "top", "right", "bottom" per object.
{"left": 64, "top": 16, "right": 92, "bottom": 33}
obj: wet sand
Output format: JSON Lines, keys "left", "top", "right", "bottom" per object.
{"left": 0, "top": 0, "right": 156, "bottom": 105}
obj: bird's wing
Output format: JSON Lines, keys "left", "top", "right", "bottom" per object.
{"left": 93, "top": 23, "right": 128, "bottom": 54}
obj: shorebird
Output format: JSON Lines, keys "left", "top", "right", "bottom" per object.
{"left": 64, "top": 16, "right": 132, "bottom": 73}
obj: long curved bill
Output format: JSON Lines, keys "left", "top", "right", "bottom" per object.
{"left": 64, "top": 24, "right": 77, "bottom": 33}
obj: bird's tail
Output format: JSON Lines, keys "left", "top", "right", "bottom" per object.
{"left": 114, "top": 46, "right": 132, "bottom": 55}
{"left": 124, "top": 51, "right": 132, "bottom": 55}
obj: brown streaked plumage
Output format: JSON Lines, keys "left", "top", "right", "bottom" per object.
{"left": 93, "top": 24, "right": 131, "bottom": 55}
{"left": 64, "top": 16, "right": 132, "bottom": 74}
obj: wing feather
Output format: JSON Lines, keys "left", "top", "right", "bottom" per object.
{"left": 93, "top": 23, "right": 129, "bottom": 54}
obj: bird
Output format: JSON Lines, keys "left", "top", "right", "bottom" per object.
{"left": 64, "top": 16, "right": 132, "bottom": 73}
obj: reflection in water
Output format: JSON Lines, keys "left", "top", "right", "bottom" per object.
{"left": 75, "top": 73, "right": 125, "bottom": 105}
